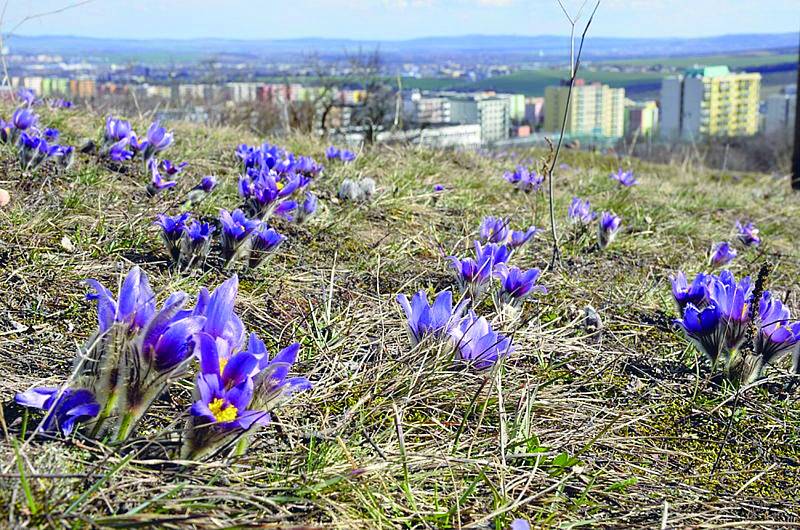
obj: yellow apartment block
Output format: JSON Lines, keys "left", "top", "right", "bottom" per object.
{"left": 660, "top": 66, "right": 761, "bottom": 138}
{"left": 544, "top": 80, "right": 625, "bottom": 138}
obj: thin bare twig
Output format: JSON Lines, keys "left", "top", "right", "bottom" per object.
{"left": 547, "top": 0, "right": 601, "bottom": 268}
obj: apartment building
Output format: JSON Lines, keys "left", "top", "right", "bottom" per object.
{"left": 660, "top": 66, "right": 761, "bottom": 139}
{"left": 543, "top": 80, "right": 625, "bottom": 138}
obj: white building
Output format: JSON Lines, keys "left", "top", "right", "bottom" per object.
{"left": 377, "top": 124, "right": 482, "bottom": 149}
{"left": 764, "top": 86, "right": 796, "bottom": 135}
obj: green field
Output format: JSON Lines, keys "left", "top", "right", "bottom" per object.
{"left": 403, "top": 70, "right": 663, "bottom": 97}
{"left": 603, "top": 53, "right": 797, "bottom": 69}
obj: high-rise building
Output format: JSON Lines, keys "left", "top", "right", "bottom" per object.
{"left": 524, "top": 97, "right": 545, "bottom": 128}
{"left": 660, "top": 66, "right": 761, "bottom": 139}
{"left": 625, "top": 99, "right": 659, "bottom": 137}
{"left": 448, "top": 95, "right": 510, "bottom": 144}
{"left": 543, "top": 80, "right": 625, "bottom": 138}
{"left": 495, "top": 94, "right": 526, "bottom": 123}
{"left": 764, "top": 86, "right": 796, "bottom": 135}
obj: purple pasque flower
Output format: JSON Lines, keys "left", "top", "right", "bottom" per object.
{"left": 18, "top": 132, "right": 60, "bottom": 170}
{"left": 185, "top": 373, "right": 269, "bottom": 452}
{"left": 155, "top": 212, "right": 191, "bottom": 262}
{"left": 183, "top": 329, "right": 309, "bottom": 460}
{"left": 17, "top": 88, "right": 37, "bottom": 106}
{"left": 199, "top": 176, "right": 217, "bottom": 193}
{"left": 709, "top": 242, "right": 736, "bottom": 268}
{"left": 293, "top": 155, "right": 324, "bottom": 178}
{"left": 11, "top": 107, "right": 38, "bottom": 131}
{"left": 510, "top": 520, "right": 531, "bottom": 530}
{"left": 147, "top": 160, "right": 177, "bottom": 196}
{"left": 141, "top": 120, "right": 174, "bottom": 161}
{"left": 15, "top": 387, "right": 100, "bottom": 435}
{"left": 326, "top": 146, "right": 356, "bottom": 162}
{"left": 85, "top": 266, "right": 157, "bottom": 334}
{"left": 0, "top": 119, "right": 12, "bottom": 143}
{"left": 325, "top": 146, "right": 340, "bottom": 160}
{"left": 670, "top": 271, "right": 711, "bottom": 312}
{"left": 104, "top": 115, "right": 133, "bottom": 144}
{"left": 155, "top": 212, "right": 191, "bottom": 240}
{"left": 503, "top": 166, "right": 524, "bottom": 184}
{"left": 111, "top": 292, "right": 207, "bottom": 440}
{"left": 493, "top": 264, "right": 547, "bottom": 307}
{"left": 339, "top": 149, "right": 357, "bottom": 163}
{"left": 449, "top": 241, "right": 511, "bottom": 298}
{"left": 295, "top": 192, "right": 318, "bottom": 224}
{"left": 43, "top": 128, "right": 60, "bottom": 142}
{"left": 736, "top": 221, "right": 761, "bottom": 247}
{"left": 754, "top": 291, "right": 800, "bottom": 368}
{"left": 159, "top": 159, "right": 188, "bottom": 176}
{"left": 598, "top": 211, "right": 622, "bottom": 249}
{"left": 508, "top": 227, "right": 542, "bottom": 249}
{"left": 479, "top": 216, "right": 510, "bottom": 244}
{"left": 195, "top": 330, "right": 260, "bottom": 390}
{"left": 239, "top": 168, "right": 304, "bottom": 217}
{"left": 49, "top": 98, "right": 73, "bottom": 109}
{"left": 610, "top": 168, "right": 637, "bottom": 187}
{"left": 448, "top": 312, "right": 514, "bottom": 370}
{"left": 707, "top": 270, "right": 752, "bottom": 351}
{"left": 219, "top": 209, "right": 259, "bottom": 262}
{"left": 179, "top": 220, "right": 215, "bottom": 267}
{"left": 108, "top": 139, "right": 133, "bottom": 162}
{"left": 197, "top": 275, "right": 246, "bottom": 354}
{"left": 250, "top": 340, "right": 311, "bottom": 410}
{"left": 236, "top": 143, "right": 255, "bottom": 163}
{"left": 503, "top": 166, "right": 542, "bottom": 192}
{"left": 674, "top": 303, "right": 726, "bottom": 366}
{"left": 248, "top": 224, "right": 285, "bottom": 268}
{"left": 55, "top": 145, "right": 75, "bottom": 172}
{"left": 568, "top": 197, "right": 595, "bottom": 224}
{"left": 186, "top": 176, "right": 218, "bottom": 205}
{"left": 518, "top": 170, "right": 545, "bottom": 193}
{"left": 433, "top": 184, "right": 445, "bottom": 192}
{"left": 396, "top": 290, "right": 469, "bottom": 346}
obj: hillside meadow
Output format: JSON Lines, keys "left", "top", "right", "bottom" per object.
{"left": 1, "top": 104, "right": 800, "bottom": 528}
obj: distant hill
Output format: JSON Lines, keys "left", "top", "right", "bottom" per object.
{"left": 5, "top": 32, "right": 798, "bottom": 63}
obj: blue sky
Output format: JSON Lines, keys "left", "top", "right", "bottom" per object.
{"left": 4, "top": 0, "right": 799, "bottom": 40}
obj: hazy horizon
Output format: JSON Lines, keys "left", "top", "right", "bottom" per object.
{"left": 4, "top": 0, "right": 798, "bottom": 41}
{"left": 8, "top": 30, "right": 799, "bottom": 44}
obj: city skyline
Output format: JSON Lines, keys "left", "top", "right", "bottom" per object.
{"left": 3, "top": 0, "right": 798, "bottom": 41}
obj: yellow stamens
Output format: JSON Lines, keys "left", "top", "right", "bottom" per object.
{"left": 208, "top": 398, "right": 238, "bottom": 423}
{"left": 219, "top": 357, "right": 229, "bottom": 374}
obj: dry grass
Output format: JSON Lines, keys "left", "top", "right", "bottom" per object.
{"left": 0, "top": 104, "right": 800, "bottom": 529}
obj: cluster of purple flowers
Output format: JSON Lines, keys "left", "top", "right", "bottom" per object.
{"left": 503, "top": 165, "right": 545, "bottom": 193}
{"left": 0, "top": 104, "right": 74, "bottom": 173}
{"left": 236, "top": 142, "right": 321, "bottom": 220}
{"left": 479, "top": 216, "right": 542, "bottom": 249}
{"left": 708, "top": 221, "right": 762, "bottom": 269}
{"left": 155, "top": 212, "right": 216, "bottom": 268}
{"left": 568, "top": 197, "right": 622, "bottom": 249}
{"left": 14, "top": 267, "right": 310, "bottom": 460}
{"left": 396, "top": 289, "right": 514, "bottom": 370}
{"left": 449, "top": 217, "right": 547, "bottom": 307}
{"left": 100, "top": 116, "right": 176, "bottom": 175}
{"left": 672, "top": 269, "right": 800, "bottom": 383}
{"left": 325, "top": 145, "right": 357, "bottom": 163}
{"left": 155, "top": 208, "right": 286, "bottom": 270}
{"left": 397, "top": 214, "right": 546, "bottom": 370}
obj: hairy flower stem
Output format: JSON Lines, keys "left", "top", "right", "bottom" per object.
{"left": 233, "top": 435, "right": 250, "bottom": 457}
{"left": 89, "top": 391, "right": 119, "bottom": 438}
{"left": 115, "top": 411, "right": 137, "bottom": 443}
